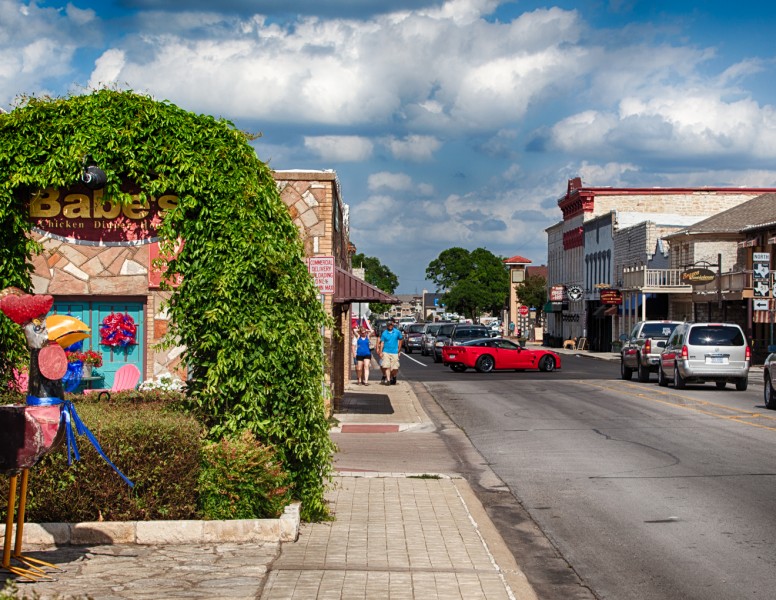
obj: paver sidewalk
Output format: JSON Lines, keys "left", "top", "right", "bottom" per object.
{"left": 260, "top": 475, "right": 517, "bottom": 600}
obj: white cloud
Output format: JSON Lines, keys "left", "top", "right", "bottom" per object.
{"left": 0, "top": 0, "right": 87, "bottom": 104}
{"left": 368, "top": 172, "right": 413, "bottom": 191}
{"left": 89, "top": 49, "right": 127, "bottom": 89}
{"left": 384, "top": 135, "right": 442, "bottom": 161}
{"left": 79, "top": 3, "right": 590, "bottom": 133}
{"left": 303, "top": 135, "right": 373, "bottom": 161}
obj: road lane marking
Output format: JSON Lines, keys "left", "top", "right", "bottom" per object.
{"left": 579, "top": 380, "right": 776, "bottom": 432}
{"left": 401, "top": 352, "right": 427, "bottom": 367}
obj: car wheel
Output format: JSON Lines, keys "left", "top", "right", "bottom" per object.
{"left": 539, "top": 355, "right": 556, "bottom": 372}
{"left": 735, "top": 377, "right": 748, "bottom": 392}
{"left": 406, "top": 347, "right": 412, "bottom": 354}
{"left": 674, "top": 363, "right": 686, "bottom": 389}
{"left": 620, "top": 358, "right": 633, "bottom": 380}
{"left": 450, "top": 364, "right": 467, "bottom": 373}
{"left": 433, "top": 352, "right": 441, "bottom": 363}
{"left": 715, "top": 381, "right": 726, "bottom": 389}
{"left": 637, "top": 359, "right": 650, "bottom": 383}
{"left": 475, "top": 355, "right": 495, "bottom": 373}
{"left": 765, "top": 374, "right": 776, "bottom": 409}
{"left": 658, "top": 365, "right": 668, "bottom": 387}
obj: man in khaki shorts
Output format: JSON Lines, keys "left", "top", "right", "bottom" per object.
{"left": 377, "top": 319, "right": 403, "bottom": 385}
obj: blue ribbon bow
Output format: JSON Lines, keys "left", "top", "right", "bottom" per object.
{"left": 26, "top": 395, "right": 134, "bottom": 488}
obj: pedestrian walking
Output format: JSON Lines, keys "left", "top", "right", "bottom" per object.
{"left": 377, "top": 319, "right": 403, "bottom": 385}
{"left": 352, "top": 327, "right": 372, "bottom": 385}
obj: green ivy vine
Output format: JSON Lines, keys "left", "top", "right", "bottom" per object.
{"left": 0, "top": 90, "right": 334, "bottom": 520}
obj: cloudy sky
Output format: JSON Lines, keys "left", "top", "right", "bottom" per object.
{"left": 4, "top": 0, "right": 776, "bottom": 292}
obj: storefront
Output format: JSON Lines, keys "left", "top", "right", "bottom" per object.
{"left": 27, "top": 182, "right": 182, "bottom": 388}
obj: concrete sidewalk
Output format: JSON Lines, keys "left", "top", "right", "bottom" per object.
{"left": 260, "top": 375, "right": 538, "bottom": 599}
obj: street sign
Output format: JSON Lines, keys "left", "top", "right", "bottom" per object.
{"left": 753, "top": 299, "right": 769, "bottom": 311}
{"left": 306, "top": 256, "right": 335, "bottom": 295}
{"left": 518, "top": 305, "right": 529, "bottom": 317}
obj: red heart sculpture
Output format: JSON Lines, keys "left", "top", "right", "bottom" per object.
{"left": 0, "top": 294, "right": 54, "bottom": 325}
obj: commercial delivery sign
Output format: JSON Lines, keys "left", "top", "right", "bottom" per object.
{"left": 307, "top": 256, "right": 335, "bottom": 295}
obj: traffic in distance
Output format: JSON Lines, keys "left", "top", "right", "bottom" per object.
{"left": 369, "top": 316, "right": 776, "bottom": 403}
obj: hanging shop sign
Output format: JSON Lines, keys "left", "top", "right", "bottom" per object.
{"left": 566, "top": 285, "right": 584, "bottom": 301}
{"left": 550, "top": 285, "right": 565, "bottom": 302}
{"left": 27, "top": 183, "right": 178, "bottom": 246}
{"left": 680, "top": 268, "right": 716, "bottom": 286}
{"left": 599, "top": 288, "right": 622, "bottom": 305}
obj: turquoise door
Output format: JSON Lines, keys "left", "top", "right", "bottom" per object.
{"left": 52, "top": 300, "right": 145, "bottom": 389}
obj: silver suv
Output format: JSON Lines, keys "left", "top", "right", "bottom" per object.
{"left": 658, "top": 322, "right": 750, "bottom": 391}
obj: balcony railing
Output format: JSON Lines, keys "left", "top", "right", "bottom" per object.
{"left": 621, "top": 267, "right": 757, "bottom": 294}
{"left": 621, "top": 267, "right": 692, "bottom": 291}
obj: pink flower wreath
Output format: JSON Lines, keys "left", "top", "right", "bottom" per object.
{"left": 100, "top": 313, "right": 137, "bottom": 347}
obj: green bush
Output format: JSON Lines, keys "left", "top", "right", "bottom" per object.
{"left": 199, "top": 430, "right": 293, "bottom": 519}
{"left": 0, "top": 394, "right": 298, "bottom": 522}
{"left": 5, "top": 401, "right": 202, "bottom": 522}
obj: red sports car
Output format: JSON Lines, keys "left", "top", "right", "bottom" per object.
{"left": 442, "top": 337, "right": 561, "bottom": 373}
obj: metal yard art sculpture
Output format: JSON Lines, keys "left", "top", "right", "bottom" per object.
{"left": 0, "top": 287, "right": 133, "bottom": 581}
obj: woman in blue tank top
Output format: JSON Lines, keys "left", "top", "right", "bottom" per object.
{"left": 353, "top": 328, "right": 373, "bottom": 385}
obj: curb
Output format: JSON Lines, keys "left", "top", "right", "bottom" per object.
{"left": 1, "top": 501, "right": 300, "bottom": 546}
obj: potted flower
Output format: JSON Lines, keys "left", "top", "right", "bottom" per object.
{"left": 80, "top": 349, "right": 103, "bottom": 377}
{"left": 66, "top": 350, "right": 103, "bottom": 377}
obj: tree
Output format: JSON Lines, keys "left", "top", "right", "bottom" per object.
{"left": 0, "top": 90, "right": 333, "bottom": 520}
{"left": 425, "top": 247, "right": 509, "bottom": 319}
{"left": 515, "top": 273, "right": 548, "bottom": 321}
{"left": 352, "top": 252, "right": 398, "bottom": 315}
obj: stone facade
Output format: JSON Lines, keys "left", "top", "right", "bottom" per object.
{"left": 29, "top": 231, "right": 181, "bottom": 386}
{"left": 273, "top": 170, "right": 352, "bottom": 404}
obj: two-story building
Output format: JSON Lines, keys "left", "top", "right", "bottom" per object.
{"left": 546, "top": 178, "right": 776, "bottom": 351}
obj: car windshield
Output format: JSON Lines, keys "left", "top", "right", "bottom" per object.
{"left": 408, "top": 324, "right": 425, "bottom": 334}
{"left": 438, "top": 324, "right": 455, "bottom": 335}
{"left": 639, "top": 323, "right": 679, "bottom": 338}
{"left": 689, "top": 326, "right": 745, "bottom": 346}
{"left": 455, "top": 328, "right": 488, "bottom": 339}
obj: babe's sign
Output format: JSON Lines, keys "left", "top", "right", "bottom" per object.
{"left": 28, "top": 184, "right": 178, "bottom": 246}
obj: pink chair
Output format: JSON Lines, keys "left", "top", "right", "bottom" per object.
{"left": 85, "top": 364, "right": 141, "bottom": 401}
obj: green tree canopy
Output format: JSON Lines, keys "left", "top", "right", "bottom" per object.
{"left": 515, "top": 273, "right": 548, "bottom": 319}
{"left": 0, "top": 90, "right": 333, "bottom": 520}
{"left": 351, "top": 252, "right": 398, "bottom": 315}
{"left": 425, "top": 247, "right": 509, "bottom": 319}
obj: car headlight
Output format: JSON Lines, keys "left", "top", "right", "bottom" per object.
{"left": 435, "top": 341, "right": 444, "bottom": 347}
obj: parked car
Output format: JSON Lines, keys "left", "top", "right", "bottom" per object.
{"left": 442, "top": 338, "right": 561, "bottom": 373}
{"left": 658, "top": 322, "right": 750, "bottom": 391}
{"left": 449, "top": 324, "right": 491, "bottom": 345}
{"left": 764, "top": 349, "right": 776, "bottom": 409}
{"left": 620, "top": 320, "right": 682, "bottom": 382}
{"left": 421, "top": 323, "right": 443, "bottom": 356}
{"left": 403, "top": 323, "right": 426, "bottom": 354}
{"left": 432, "top": 323, "right": 458, "bottom": 362}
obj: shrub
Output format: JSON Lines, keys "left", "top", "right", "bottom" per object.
{"left": 1, "top": 401, "right": 202, "bottom": 522}
{"left": 199, "top": 430, "right": 293, "bottom": 520}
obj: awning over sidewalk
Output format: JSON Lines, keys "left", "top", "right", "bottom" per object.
{"left": 334, "top": 267, "right": 400, "bottom": 304}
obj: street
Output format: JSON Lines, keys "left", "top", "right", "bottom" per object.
{"left": 400, "top": 349, "right": 776, "bottom": 600}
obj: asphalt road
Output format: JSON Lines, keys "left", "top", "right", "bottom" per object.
{"left": 401, "top": 349, "right": 776, "bottom": 600}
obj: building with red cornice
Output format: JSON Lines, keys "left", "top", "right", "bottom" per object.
{"left": 545, "top": 178, "right": 776, "bottom": 351}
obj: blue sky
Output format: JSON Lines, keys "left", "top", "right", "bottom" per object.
{"left": 4, "top": 1, "right": 776, "bottom": 293}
